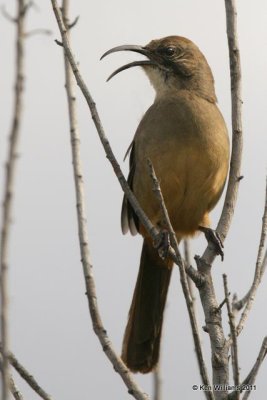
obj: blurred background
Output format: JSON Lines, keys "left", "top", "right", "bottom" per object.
{"left": 0, "top": 0, "right": 267, "bottom": 398}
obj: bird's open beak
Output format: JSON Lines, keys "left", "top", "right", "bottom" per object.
{"left": 100, "top": 44, "right": 157, "bottom": 81}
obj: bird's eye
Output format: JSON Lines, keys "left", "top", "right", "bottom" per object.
{"left": 163, "top": 46, "right": 175, "bottom": 57}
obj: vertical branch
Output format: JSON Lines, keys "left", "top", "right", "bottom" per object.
{"left": 153, "top": 366, "right": 162, "bottom": 400}
{"left": 222, "top": 275, "right": 239, "bottom": 395}
{"left": 219, "top": 0, "right": 243, "bottom": 238}
{"left": 193, "top": 1, "right": 243, "bottom": 396}
{"left": 183, "top": 240, "right": 196, "bottom": 309}
{"left": 59, "top": 1, "right": 148, "bottom": 399}
{"left": 0, "top": 1, "right": 27, "bottom": 399}
{"left": 202, "top": 0, "right": 243, "bottom": 266}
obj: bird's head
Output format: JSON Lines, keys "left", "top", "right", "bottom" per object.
{"left": 101, "top": 36, "right": 217, "bottom": 103}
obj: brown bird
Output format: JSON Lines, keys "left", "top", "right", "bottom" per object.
{"left": 101, "top": 36, "right": 230, "bottom": 373}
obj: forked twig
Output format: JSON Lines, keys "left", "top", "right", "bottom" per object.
{"left": 0, "top": 354, "right": 24, "bottom": 400}
{"left": 0, "top": 345, "right": 52, "bottom": 400}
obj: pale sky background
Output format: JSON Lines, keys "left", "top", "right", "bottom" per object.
{"left": 1, "top": 1, "right": 267, "bottom": 399}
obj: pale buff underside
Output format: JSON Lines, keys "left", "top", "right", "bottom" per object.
{"left": 132, "top": 90, "right": 230, "bottom": 240}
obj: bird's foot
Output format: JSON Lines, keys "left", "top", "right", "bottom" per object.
{"left": 199, "top": 226, "right": 224, "bottom": 261}
{"left": 153, "top": 229, "right": 170, "bottom": 260}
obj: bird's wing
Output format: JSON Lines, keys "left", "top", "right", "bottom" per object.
{"left": 121, "top": 142, "right": 139, "bottom": 235}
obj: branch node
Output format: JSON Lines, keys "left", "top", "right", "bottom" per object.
{"left": 67, "top": 15, "right": 80, "bottom": 30}
{"left": 55, "top": 39, "right": 63, "bottom": 47}
{"left": 194, "top": 255, "right": 211, "bottom": 272}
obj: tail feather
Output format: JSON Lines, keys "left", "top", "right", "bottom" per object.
{"left": 121, "top": 239, "right": 172, "bottom": 373}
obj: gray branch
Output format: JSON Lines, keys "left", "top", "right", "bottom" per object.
{"left": 232, "top": 179, "right": 267, "bottom": 341}
{"left": 235, "top": 179, "right": 267, "bottom": 335}
{"left": 0, "top": 345, "right": 52, "bottom": 400}
{"left": 153, "top": 366, "right": 162, "bottom": 400}
{"left": 201, "top": 0, "right": 243, "bottom": 268}
{"left": 189, "top": 1, "right": 243, "bottom": 395}
{"left": 223, "top": 274, "right": 240, "bottom": 396}
{"left": 0, "top": 1, "right": 27, "bottom": 398}
{"left": 242, "top": 337, "right": 267, "bottom": 400}
{"left": 0, "top": 354, "right": 24, "bottom": 400}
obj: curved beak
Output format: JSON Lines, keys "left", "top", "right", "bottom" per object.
{"left": 100, "top": 44, "right": 157, "bottom": 81}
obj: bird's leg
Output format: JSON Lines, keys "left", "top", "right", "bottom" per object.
{"left": 199, "top": 226, "right": 224, "bottom": 261}
{"left": 153, "top": 229, "right": 170, "bottom": 260}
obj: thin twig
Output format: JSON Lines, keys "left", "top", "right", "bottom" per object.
{"left": 228, "top": 337, "right": 267, "bottom": 400}
{"left": 153, "top": 366, "right": 162, "bottom": 400}
{"left": 235, "top": 180, "right": 267, "bottom": 335}
{"left": 148, "top": 160, "right": 213, "bottom": 400}
{"left": 216, "top": 296, "right": 228, "bottom": 313}
{"left": 0, "top": 345, "right": 53, "bottom": 400}
{"left": 1, "top": 5, "right": 17, "bottom": 22}
{"left": 8, "top": 376, "right": 24, "bottom": 400}
{"left": 223, "top": 274, "right": 239, "bottom": 396}
{"left": 0, "top": 355, "right": 24, "bottom": 400}
{"left": 60, "top": 1, "right": 148, "bottom": 399}
{"left": 184, "top": 240, "right": 196, "bottom": 304}
{"left": 201, "top": 0, "right": 243, "bottom": 267}
{"left": 24, "top": 29, "right": 52, "bottom": 37}
{"left": 241, "top": 337, "right": 267, "bottom": 400}
{"left": 0, "top": 1, "right": 27, "bottom": 398}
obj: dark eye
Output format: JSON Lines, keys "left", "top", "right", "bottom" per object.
{"left": 163, "top": 46, "right": 175, "bottom": 57}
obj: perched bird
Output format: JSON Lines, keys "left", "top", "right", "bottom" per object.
{"left": 101, "top": 36, "right": 230, "bottom": 373}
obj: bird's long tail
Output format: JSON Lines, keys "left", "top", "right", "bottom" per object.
{"left": 121, "top": 239, "right": 172, "bottom": 373}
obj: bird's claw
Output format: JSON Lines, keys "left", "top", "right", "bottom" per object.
{"left": 153, "top": 229, "right": 170, "bottom": 260}
{"left": 199, "top": 226, "right": 224, "bottom": 261}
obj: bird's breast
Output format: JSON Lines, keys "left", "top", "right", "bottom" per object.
{"left": 132, "top": 92, "right": 230, "bottom": 235}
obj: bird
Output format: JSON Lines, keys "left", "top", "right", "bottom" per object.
{"left": 101, "top": 36, "right": 230, "bottom": 373}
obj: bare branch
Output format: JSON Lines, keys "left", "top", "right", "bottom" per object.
{"left": 0, "top": 355, "right": 24, "bottom": 400}
{"left": 1, "top": 5, "right": 17, "bottom": 22}
{"left": 67, "top": 15, "right": 79, "bottom": 29}
{"left": 223, "top": 275, "right": 240, "bottom": 395}
{"left": 241, "top": 337, "right": 267, "bottom": 400}
{"left": 153, "top": 366, "right": 162, "bottom": 400}
{"left": 184, "top": 240, "right": 196, "bottom": 303}
{"left": 24, "top": 28, "right": 52, "bottom": 37}
{"left": 0, "top": 345, "right": 53, "bottom": 400}
{"left": 201, "top": 0, "right": 243, "bottom": 266}
{"left": 219, "top": 0, "right": 243, "bottom": 239}
{"left": 228, "top": 337, "right": 267, "bottom": 400}
{"left": 59, "top": 1, "right": 148, "bottom": 399}
{"left": 216, "top": 296, "right": 228, "bottom": 313}
{"left": 191, "top": 3, "right": 243, "bottom": 391}
{"left": 235, "top": 179, "right": 267, "bottom": 335}
{"left": 0, "top": 1, "right": 27, "bottom": 398}
{"left": 147, "top": 160, "right": 213, "bottom": 400}
{"left": 8, "top": 376, "right": 24, "bottom": 400}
